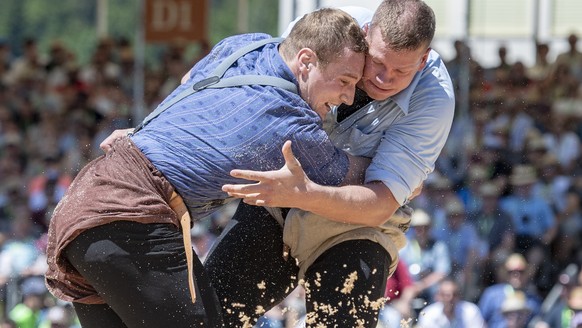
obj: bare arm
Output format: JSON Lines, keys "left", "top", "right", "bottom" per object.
{"left": 223, "top": 140, "right": 401, "bottom": 226}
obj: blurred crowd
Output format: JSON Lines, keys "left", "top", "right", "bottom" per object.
{"left": 0, "top": 31, "right": 582, "bottom": 327}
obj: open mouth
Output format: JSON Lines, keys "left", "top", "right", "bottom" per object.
{"left": 325, "top": 103, "right": 334, "bottom": 112}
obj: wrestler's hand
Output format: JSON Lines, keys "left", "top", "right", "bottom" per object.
{"left": 99, "top": 128, "right": 134, "bottom": 153}
{"left": 222, "top": 140, "right": 311, "bottom": 208}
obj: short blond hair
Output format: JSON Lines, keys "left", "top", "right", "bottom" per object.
{"left": 280, "top": 8, "right": 368, "bottom": 67}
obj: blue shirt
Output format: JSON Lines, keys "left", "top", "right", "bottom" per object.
{"left": 499, "top": 194, "right": 555, "bottom": 237}
{"left": 284, "top": 7, "right": 455, "bottom": 205}
{"left": 478, "top": 284, "right": 541, "bottom": 328}
{"left": 131, "top": 33, "right": 349, "bottom": 218}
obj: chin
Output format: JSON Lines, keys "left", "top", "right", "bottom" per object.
{"left": 366, "top": 88, "right": 394, "bottom": 101}
{"left": 362, "top": 82, "right": 394, "bottom": 100}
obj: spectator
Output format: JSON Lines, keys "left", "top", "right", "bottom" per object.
{"left": 500, "top": 290, "right": 532, "bottom": 328}
{"left": 377, "top": 260, "right": 415, "bottom": 328}
{"left": 0, "top": 211, "right": 42, "bottom": 287}
{"left": 400, "top": 209, "right": 451, "bottom": 304}
{"left": 8, "top": 276, "right": 47, "bottom": 328}
{"left": 27, "top": 155, "right": 72, "bottom": 232}
{"left": 472, "top": 182, "right": 515, "bottom": 289}
{"left": 5, "top": 38, "right": 44, "bottom": 85}
{"left": 500, "top": 164, "right": 557, "bottom": 282}
{"left": 527, "top": 43, "right": 552, "bottom": 82}
{"left": 433, "top": 198, "right": 480, "bottom": 299}
{"left": 472, "top": 182, "right": 514, "bottom": 255}
{"left": 538, "top": 284, "right": 582, "bottom": 328}
{"left": 479, "top": 253, "right": 542, "bottom": 328}
{"left": 38, "top": 304, "right": 80, "bottom": 328}
{"left": 532, "top": 153, "right": 571, "bottom": 214}
{"left": 554, "top": 33, "right": 582, "bottom": 82}
{"left": 552, "top": 189, "right": 582, "bottom": 268}
{"left": 416, "top": 279, "right": 485, "bottom": 328}
{"left": 457, "top": 164, "right": 489, "bottom": 218}
{"left": 542, "top": 114, "right": 581, "bottom": 174}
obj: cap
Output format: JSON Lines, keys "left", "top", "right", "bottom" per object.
{"left": 445, "top": 199, "right": 465, "bottom": 215}
{"left": 410, "top": 209, "right": 431, "bottom": 227}
{"left": 505, "top": 253, "right": 528, "bottom": 271}
{"left": 468, "top": 165, "right": 488, "bottom": 181}
{"left": 526, "top": 137, "right": 547, "bottom": 152}
{"left": 501, "top": 291, "right": 530, "bottom": 314}
{"left": 509, "top": 165, "right": 537, "bottom": 186}
{"left": 479, "top": 183, "right": 500, "bottom": 197}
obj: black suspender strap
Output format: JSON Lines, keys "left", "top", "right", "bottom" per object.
{"left": 132, "top": 37, "right": 296, "bottom": 134}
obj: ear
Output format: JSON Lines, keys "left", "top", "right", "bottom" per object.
{"left": 363, "top": 22, "right": 370, "bottom": 35}
{"left": 296, "top": 48, "right": 317, "bottom": 76}
{"left": 418, "top": 48, "right": 431, "bottom": 71}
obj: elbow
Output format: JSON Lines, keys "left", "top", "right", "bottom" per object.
{"left": 367, "top": 214, "right": 389, "bottom": 227}
{"left": 367, "top": 203, "right": 401, "bottom": 227}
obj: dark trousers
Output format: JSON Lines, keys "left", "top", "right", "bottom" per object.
{"left": 65, "top": 221, "right": 223, "bottom": 328}
{"left": 205, "top": 203, "right": 391, "bottom": 328}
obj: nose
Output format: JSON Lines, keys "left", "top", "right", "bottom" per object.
{"left": 341, "top": 86, "right": 356, "bottom": 105}
{"left": 375, "top": 70, "right": 394, "bottom": 85}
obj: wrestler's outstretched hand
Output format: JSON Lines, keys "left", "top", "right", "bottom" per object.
{"left": 222, "top": 140, "right": 311, "bottom": 208}
{"left": 99, "top": 128, "right": 135, "bottom": 153}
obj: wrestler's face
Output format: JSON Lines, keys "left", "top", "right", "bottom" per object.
{"left": 302, "top": 47, "right": 364, "bottom": 119}
{"left": 359, "top": 24, "right": 429, "bottom": 101}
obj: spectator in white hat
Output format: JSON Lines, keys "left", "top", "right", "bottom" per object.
{"left": 400, "top": 208, "right": 451, "bottom": 304}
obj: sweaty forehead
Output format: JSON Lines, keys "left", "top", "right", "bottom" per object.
{"left": 326, "top": 48, "right": 364, "bottom": 80}
{"left": 366, "top": 29, "right": 424, "bottom": 69}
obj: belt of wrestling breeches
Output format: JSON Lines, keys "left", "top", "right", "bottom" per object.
{"left": 169, "top": 192, "right": 196, "bottom": 303}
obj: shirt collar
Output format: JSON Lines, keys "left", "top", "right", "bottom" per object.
{"left": 389, "top": 70, "right": 422, "bottom": 115}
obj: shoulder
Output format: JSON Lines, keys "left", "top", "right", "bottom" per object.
{"left": 419, "top": 302, "right": 444, "bottom": 320}
{"left": 212, "top": 33, "right": 275, "bottom": 54}
{"left": 418, "top": 49, "right": 455, "bottom": 105}
{"left": 391, "top": 49, "right": 454, "bottom": 118}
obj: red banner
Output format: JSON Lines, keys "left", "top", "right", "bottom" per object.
{"left": 145, "top": 0, "right": 207, "bottom": 43}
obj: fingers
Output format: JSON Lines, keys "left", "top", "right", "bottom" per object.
{"left": 222, "top": 184, "right": 269, "bottom": 206}
{"left": 99, "top": 136, "right": 115, "bottom": 153}
{"left": 243, "top": 198, "right": 266, "bottom": 206}
{"left": 229, "top": 169, "right": 271, "bottom": 182}
{"left": 281, "top": 140, "right": 300, "bottom": 169}
{"left": 99, "top": 128, "right": 134, "bottom": 153}
{"left": 221, "top": 183, "right": 260, "bottom": 194}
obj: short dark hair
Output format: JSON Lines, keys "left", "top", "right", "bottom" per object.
{"left": 371, "top": 0, "right": 436, "bottom": 51}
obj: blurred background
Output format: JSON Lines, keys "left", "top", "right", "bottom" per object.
{"left": 0, "top": 0, "right": 582, "bottom": 327}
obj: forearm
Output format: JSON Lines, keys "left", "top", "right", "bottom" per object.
{"left": 297, "top": 180, "right": 400, "bottom": 226}
{"left": 341, "top": 154, "right": 370, "bottom": 186}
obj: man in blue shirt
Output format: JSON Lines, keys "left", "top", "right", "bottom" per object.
{"left": 45, "top": 8, "right": 369, "bottom": 328}
{"left": 213, "top": 1, "right": 455, "bottom": 327}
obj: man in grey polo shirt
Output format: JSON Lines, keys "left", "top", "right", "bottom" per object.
{"left": 214, "top": 1, "right": 455, "bottom": 327}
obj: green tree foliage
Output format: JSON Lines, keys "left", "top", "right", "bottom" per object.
{"left": 0, "top": 0, "right": 278, "bottom": 64}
